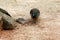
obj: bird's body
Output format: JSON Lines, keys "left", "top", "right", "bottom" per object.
{"left": 0, "top": 8, "right": 11, "bottom": 17}
{"left": 30, "top": 8, "right": 40, "bottom": 23}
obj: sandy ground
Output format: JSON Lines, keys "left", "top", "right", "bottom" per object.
{"left": 0, "top": 0, "right": 60, "bottom": 40}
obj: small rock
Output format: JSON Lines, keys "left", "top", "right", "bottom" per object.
{"left": 0, "top": 10, "right": 16, "bottom": 30}
{"left": 2, "top": 14, "right": 16, "bottom": 30}
{"left": 0, "top": 16, "right": 3, "bottom": 29}
{"left": 16, "top": 18, "right": 27, "bottom": 24}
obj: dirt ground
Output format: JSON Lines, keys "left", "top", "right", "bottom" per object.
{"left": 0, "top": 0, "right": 60, "bottom": 40}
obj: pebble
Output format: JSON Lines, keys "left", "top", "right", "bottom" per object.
{"left": 16, "top": 18, "right": 27, "bottom": 24}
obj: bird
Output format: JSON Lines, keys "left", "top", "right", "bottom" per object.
{"left": 30, "top": 8, "right": 40, "bottom": 23}
{"left": 0, "top": 8, "right": 11, "bottom": 17}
